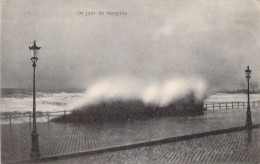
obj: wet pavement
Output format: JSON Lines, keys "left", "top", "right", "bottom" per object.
{"left": 1, "top": 107, "right": 260, "bottom": 163}
{"left": 39, "top": 128, "right": 260, "bottom": 164}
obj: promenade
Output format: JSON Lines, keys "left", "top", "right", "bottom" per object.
{"left": 1, "top": 107, "right": 260, "bottom": 163}
{"left": 40, "top": 128, "right": 260, "bottom": 164}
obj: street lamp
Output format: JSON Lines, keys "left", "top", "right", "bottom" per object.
{"left": 29, "top": 40, "right": 41, "bottom": 158}
{"left": 245, "top": 65, "right": 252, "bottom": 128}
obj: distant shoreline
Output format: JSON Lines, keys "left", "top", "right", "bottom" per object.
{"left": 217, "top": 90, "right": 260, "bottom": 94}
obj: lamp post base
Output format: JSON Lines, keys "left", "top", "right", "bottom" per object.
{"left": 31, "top": 129, "right": 41, "bottom": 159}
{"left": 246, "top": 110, "right": 252, "bottom": 129}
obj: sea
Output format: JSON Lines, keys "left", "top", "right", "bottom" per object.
{"left": 0, "top": 88, "right": 84, "bottom": 113}
{"left": 1, "top": 88, "right": 260, "bottom": 113}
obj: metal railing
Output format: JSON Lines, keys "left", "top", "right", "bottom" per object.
{"left": 204, "top": 100, "right": 260, "bottom": 110}
{"left": 1, "top": 100, "right": 260, "bottom": 124}
{"left": 0, "top": 110, "right": 73, "bottom": 124}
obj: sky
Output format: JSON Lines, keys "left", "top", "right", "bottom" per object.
{"left": 1, "top": 0, "right": 260, "bottom": 92}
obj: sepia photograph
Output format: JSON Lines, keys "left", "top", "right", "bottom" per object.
{"left": 1, "top": 0, "right": 260, "bottom": 163}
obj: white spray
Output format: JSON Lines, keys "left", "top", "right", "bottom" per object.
{"left": 68, "top": 75, "right": 207, "bottom": 110}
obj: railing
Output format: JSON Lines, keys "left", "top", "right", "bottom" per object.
{"left": 0, "top": 110, "right": 73, "bottom": 124}
{"left": 2, "top": 101, "right": 260, "bottom": 124}
{"left": 204, "top": 100, "right": 260, "bottom": 110}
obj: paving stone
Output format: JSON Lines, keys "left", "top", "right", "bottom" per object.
{"left": 1, "top": 108, "right": 260, "bottom": 163}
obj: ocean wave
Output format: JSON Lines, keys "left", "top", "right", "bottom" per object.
{"left": 68, "top": 75, "right": 207, "bottom": 110}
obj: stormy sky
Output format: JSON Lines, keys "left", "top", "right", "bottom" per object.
{"left": 1, "top": 0, "right": 260, "bottom": 92}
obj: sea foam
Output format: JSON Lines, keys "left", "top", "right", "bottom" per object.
{"left": 68, "top": 75, "right": 207, "bottom": 110}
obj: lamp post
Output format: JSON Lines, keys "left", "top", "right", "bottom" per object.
{"left": 29, "top": 40, "right": 41, "bottom": 158}
{"left": 245, "top": 65, "right": 252, "bottom": 128}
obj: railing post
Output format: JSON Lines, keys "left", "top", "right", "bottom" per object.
{"left": 243, "top": 102, "right": 244, "bottom": 108}
{"left": 238, "top": 102, "right": 239, "bottom": 109}
{"left": 253, "top": 101, "right": 255, "bottom": 108}
{"left": 47, "top": 111, "right": 49, "bottom": 123}
{"left": 205, "top": 103, "right": 207, "bottom": 109}
{"left": 226, "top": 102, "right": 228, "bottom": 109}
{"left": 64, "top": 110, "right": 66, "bottom": 123}
{"left": 213, "top": 103, "right": 214, "bottom": 110}
{"left": 9, "top": 113, "right": 12, "bottom": 125}
{"left": 219, "top": 103, "right": 221, "bottom": 110}
{"left": 232, "top": 102, "right": 233, "bottom": 109}
{"left": 29, "top": 112, "right": 31, "bottom": 123}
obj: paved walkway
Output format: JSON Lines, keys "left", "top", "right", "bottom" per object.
{"left": 39, "top": 128, "right": 260, "bottom": 164}
{"left": 1, "top": 108, "right": 260, "bottom": 163}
